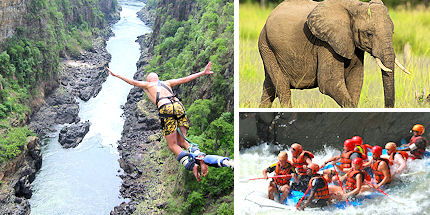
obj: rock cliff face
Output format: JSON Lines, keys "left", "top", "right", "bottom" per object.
{"left": 239, "top": 112, "right": 430, "bottom": 151}
{"left": 0, "top": 0, "right": 27, "bottom": 41}
{"left": 0, "top": 136, "right": 42, "bottom": 215}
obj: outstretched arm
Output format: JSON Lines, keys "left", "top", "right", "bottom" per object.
{"left": 166, "top": 62, "right": 213, "bottom": 87}
{"left": 106, "top": 67, "right": 149, "bottom": 89}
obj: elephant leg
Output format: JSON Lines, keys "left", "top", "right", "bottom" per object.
{"left": 258, "top": 26, "right": 291, "bottom": 108}
{"left": 317, "top": 49, "right": 354, "bottom": 108}
{"left": 345, "top": 50, "right": 364, "bottom": 107}
{"left": 260, "top": 69, "right": 276, "bottom": 108}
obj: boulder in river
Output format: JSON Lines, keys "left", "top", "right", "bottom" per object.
{"left": 58, "top": 121, "right": 91, "bottom": 148}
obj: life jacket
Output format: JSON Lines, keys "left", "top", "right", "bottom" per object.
{"left": 409, "top": 136, "right": 426, "bottom": 159}
{"left": 340, "top": 150, "right": 362, "bottom": 169}
{"left": 388, "top": 151, "right": 409, "bottom": 164}
{"left": 308, "top": 176, "right": 330, "bottom": 200}
{"left": 371, "top": 158, "right": 391, "bottom": 184}
{"left": 292, "top": 151, "right": 314, "bottom": 175}
{"left": 274, "top": 162, "right": 294, "bottom": 186}
{"left": 345, "top": 170, "right": 368, "bottom": 192}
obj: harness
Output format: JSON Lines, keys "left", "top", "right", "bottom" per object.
{"left": 156, "top": 81, "right": 186, "bottom": 127}
{"left": 371, "top": 158, "right": 391, "bottom": 184}
{"left": 308, "top": 176, "right": 330, "bottom": 200}
{"left": 340, "top": 150, "right": 362, "bottom": 169}
{"left": 274, "top": 162, "right": 294, "bottom": 186}
{"left": 292, "top": 151, "right": 314, "bottom": 175}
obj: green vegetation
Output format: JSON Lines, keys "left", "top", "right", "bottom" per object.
{"left": 0, "top": 0, "right": 117, "bottom": 164}
{"left": 239, "top": 3, "right": 430, "bottom": 108}
{"left": 144, "top": 0, "right": 233, "bottom": 214}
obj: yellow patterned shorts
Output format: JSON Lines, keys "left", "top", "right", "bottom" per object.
{"left": 158, "top": 101, "right": 190, "bottom": 136}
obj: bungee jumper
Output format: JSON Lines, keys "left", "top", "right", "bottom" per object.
{"left": 107, "top": 62, "right": 233, "bottom": 182}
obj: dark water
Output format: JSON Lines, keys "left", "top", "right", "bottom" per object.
{"left": 30, "top": 1, "right": 150, "bottom": 214}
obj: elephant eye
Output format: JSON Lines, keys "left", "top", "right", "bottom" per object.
{"left": 366, "top": 32, "right": 373, "bottom": 38}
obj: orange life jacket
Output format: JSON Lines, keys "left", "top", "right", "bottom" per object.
{"left": 388, "top": 151, "right": 409, "bottom": 164}
{"left": 308, "top": 176, "right": 330, "bottom": 200}
{"left": 345, "top": 170, "right": 368, "bottom": 192}
{"left": 409, "top": 136, "right": 426, "bottom": 159}
{"left": 274, "top": 161, "right": 294, "bottom": 186}
{"left": 292, "top": 151, "right": 314, "bottom": 175}
{"left": 371, "top": 158, "right": 391, "bottom": 184}
{"left": 340, "top": 150, "right": 362, "bottom": 169}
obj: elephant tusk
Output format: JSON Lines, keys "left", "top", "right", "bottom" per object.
{"left": 375, "top": 58, "right": 392, "bottom": 72}
{"left": 395, "top": 58, "right": 410, "bottom": 74}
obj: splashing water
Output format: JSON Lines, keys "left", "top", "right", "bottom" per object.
{"left": 238, "top": 143, "right": 430, "bottom": 215}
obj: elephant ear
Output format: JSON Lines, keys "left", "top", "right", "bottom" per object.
{"left": 307, "top": 0, "right": 355, "bottom": 59}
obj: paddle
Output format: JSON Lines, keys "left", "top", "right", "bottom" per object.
{"left": 364, "top": 181, "right": 404, "bottom": 204}
{"left": 333, "top": 165, "right": 350, "bottom": 206}
{"left": 296, "top": 186, "right": 311, "bottom": 209}
{"left": 239, "top": 174, "right": 292, "bottom": 183}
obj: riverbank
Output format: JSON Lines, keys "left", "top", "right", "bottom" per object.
{"left": 110, "top": 4, "right": 180, "bottom": 214}
{"left": 0, "top": 11, "right": 120, "bottom": 214}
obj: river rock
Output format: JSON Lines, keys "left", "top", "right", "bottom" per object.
{"left": 58, "top": 121, "right": 91, "bottom": 148}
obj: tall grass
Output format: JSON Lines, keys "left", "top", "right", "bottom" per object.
{"left": 239, "top": 3, "right": 430, "bottom": 108}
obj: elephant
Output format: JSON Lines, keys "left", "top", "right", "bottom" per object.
{"left": 258, "top": 0, "right": 409, "bottom": 108}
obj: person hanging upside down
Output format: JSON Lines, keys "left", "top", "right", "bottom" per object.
{"left": 263, "top": 152, "right": 297, "bottom": 203}
{"left": 385, "top": 142, "right": 408, "bottom": 177}
{"left": 107, "top": 62, "right": 233, "bottom": 182}
{"left": 363, "top": 146, "right": 391, "bottom": 189}
{"left": 297, "top": 168, "right": 334, "bottom": 210}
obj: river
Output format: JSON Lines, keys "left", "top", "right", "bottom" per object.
{"left": 29, "top": 1, "right": 150, "bottom": 214}
{"left": 238, "top": 143, "right": 430, "bottom": 214}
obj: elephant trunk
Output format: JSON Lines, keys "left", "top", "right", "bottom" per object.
{"left": 380, "top": 47, "right": 395, "bottom": 108}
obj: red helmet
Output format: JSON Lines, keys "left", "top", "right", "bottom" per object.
{"left": 344, "top": 139, "right": 355, "bottom": 151}
{"left": 352, "top": 157, "right": 363, "bottom": 167}
{"left": 412, "top": 124, "right": 425, "bottom": 135}
{"left": 308, "top": 163, "right": 320, "bottom": 174}
{"left": 351, "top": 136, "right": 363, "bottom": 146}
{"left": 372, "top": 146, "right": 383, "bottom": 157}
{"left": 291, "top": 143, "right": 303, "bottom": 154}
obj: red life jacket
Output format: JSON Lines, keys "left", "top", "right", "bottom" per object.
{"left": 389, "top": 151, "right": 409, "bottom": 164}
{"left": 340, "top": 150, "right": 362, "bottom": 169}
{"left": 308, "top": 176, "right": 330, "bottom": 200}
{"left": 345, "top": 170, "right": 368, "bottom": 192}
{"left": 371, "top": 158, "right": 391, "bottom": 184}
{"left": 409, "top": 136, "right": 426, "bottom": 159}
{"left": 292, "top": 151, "right": 314, "bottom": 175}
{"left": 274, "top": 161, "right": 294, "bottom": 186}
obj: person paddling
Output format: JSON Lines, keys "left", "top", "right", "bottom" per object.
{"left": 290, "top": 143, "right": 315, "bottom": 192}
{"left": 363, "top": 146, "right": 391, "bottom": 189}
{"left": 263, "top": 151, "right": 297, "bottom": 203}
{"left": 385, "top": 142, "right": 408, "bottom": 177}
{"left": 107, "top": 62, "right": 233, "bottom": 182}
{"left": 331, "top": 158, "right": 370, "bottom": 200}
{"left": 400, "top": 124, "right": 428, "bottom": 160}
{"left": 297, "top": 167, "right": 334, "bottom": 210}
{"left": 324, "top": 139, "right": 362, "bottom": 173}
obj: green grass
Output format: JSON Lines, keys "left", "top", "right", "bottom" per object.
{"left": 239, "top": 3, "right": 430, "bottom": 108}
